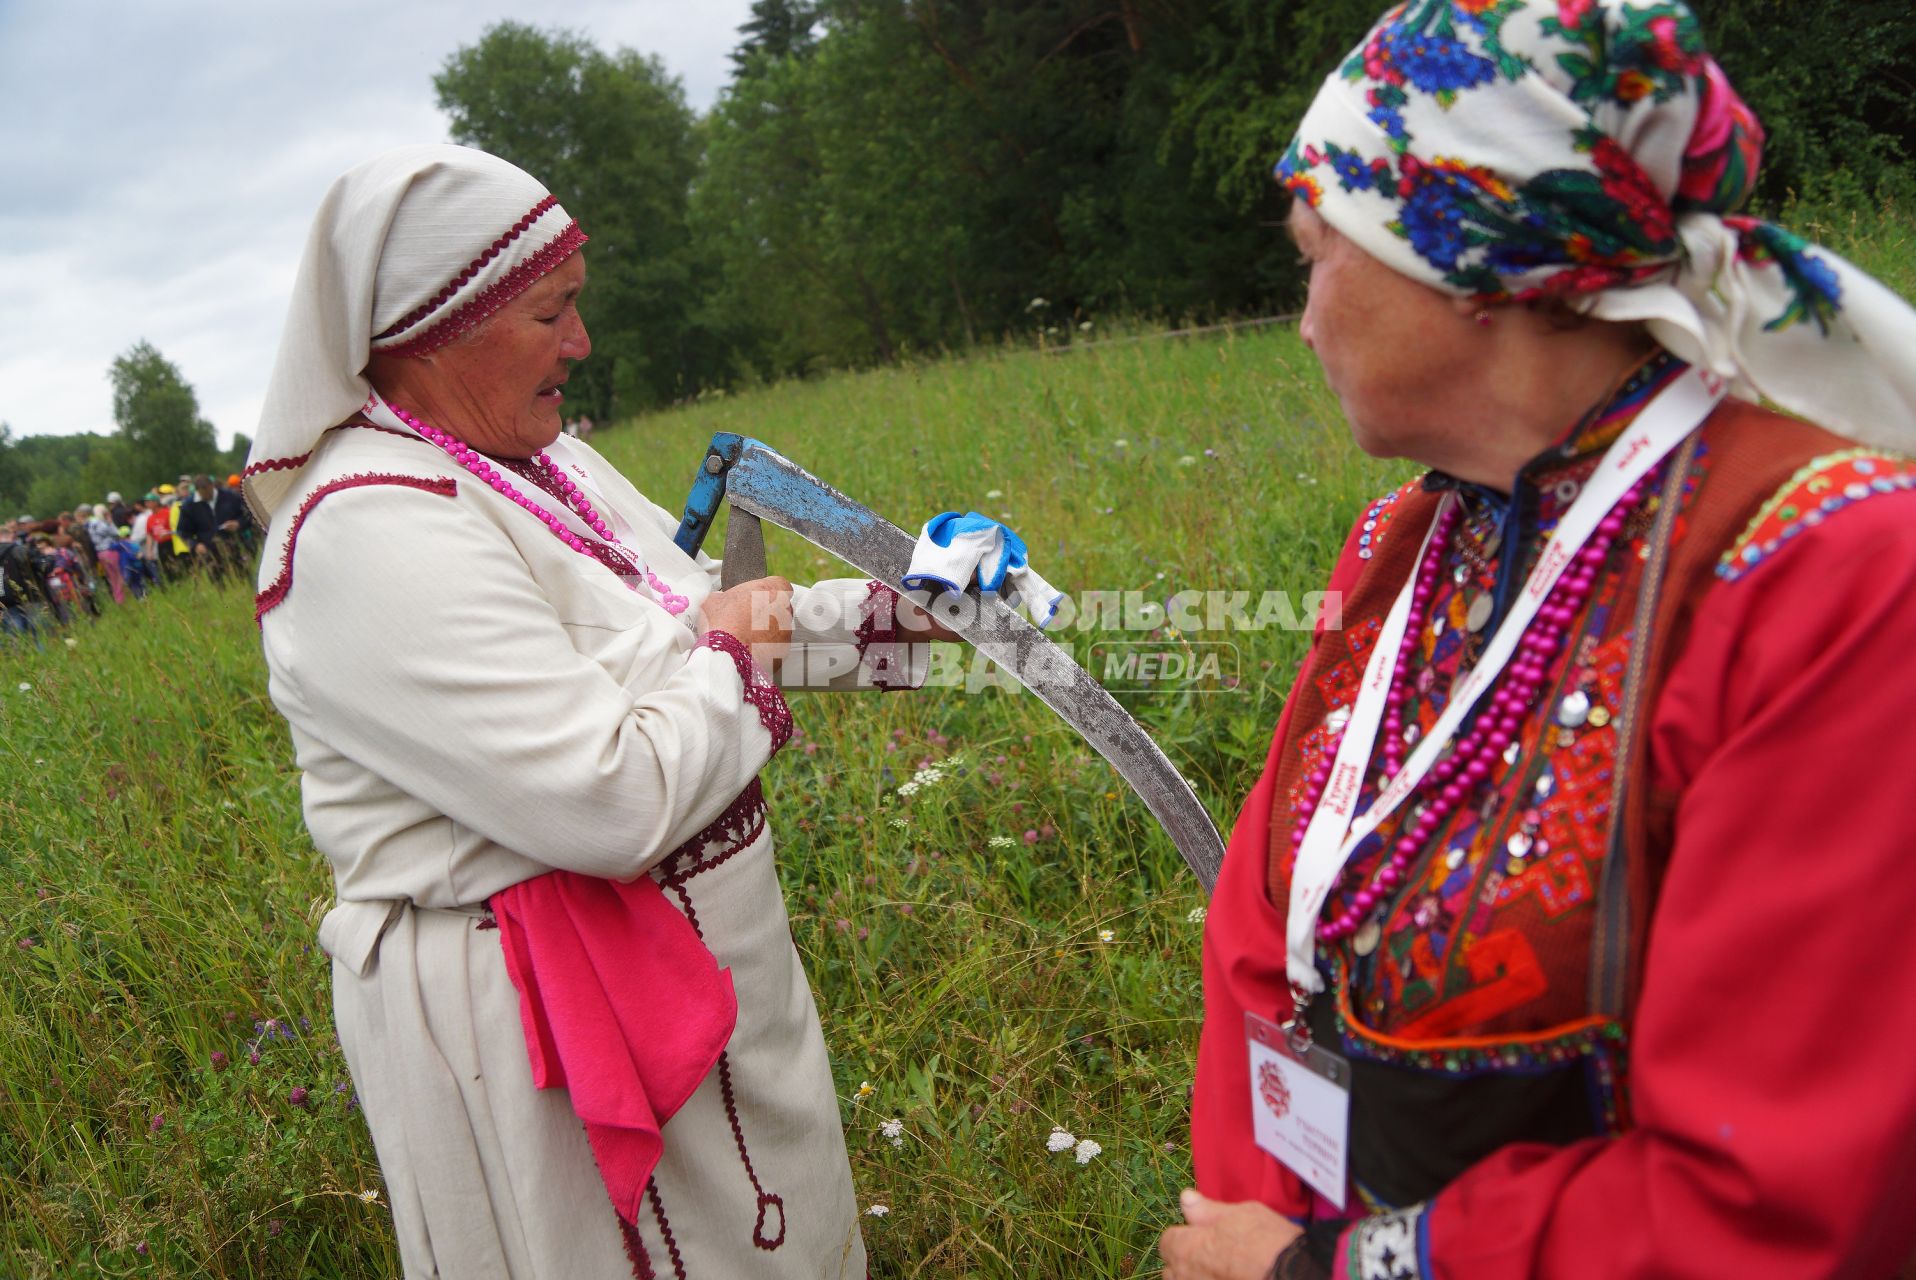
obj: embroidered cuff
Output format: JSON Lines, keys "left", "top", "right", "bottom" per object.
{"left": 853, "top": 580, "right": 921, "bottom": 691}
{"left": 1338, "top": 1203, "right": 1430, "bottom": 1280}
{"left": 696, "top": 630, "right": 794, "bottom": 751}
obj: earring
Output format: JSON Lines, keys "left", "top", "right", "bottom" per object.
{"left": 1474, "top": 308, "right": 1493, "bottom": 327}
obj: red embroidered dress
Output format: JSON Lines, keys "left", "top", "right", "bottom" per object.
{"left": 1194, "top": 356, "right": 1916, "bottom": 1278}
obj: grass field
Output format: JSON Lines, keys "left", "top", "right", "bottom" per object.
{"left": 3, "top": 205, "right": 1909, "bottom": 1278}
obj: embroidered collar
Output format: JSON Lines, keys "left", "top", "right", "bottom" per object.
{"left": 1422, "top": 350, "right": 1687, "bottom": 637}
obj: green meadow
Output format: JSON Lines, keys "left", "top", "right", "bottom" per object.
{"left": 3, "top": 204, "right": 1910, "bottom": 1278}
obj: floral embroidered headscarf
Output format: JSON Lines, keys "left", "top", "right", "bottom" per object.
{"left": 1279, "top": 0, "right": 1916, "bottom": 450}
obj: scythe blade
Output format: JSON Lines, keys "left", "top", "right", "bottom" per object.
{"left": 675, "top": 433, "right": 1225, "bottom": 892}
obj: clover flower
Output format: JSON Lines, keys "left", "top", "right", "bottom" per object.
{"left": 1046, "top": 1126, "right": 1077, "bottom": 1153}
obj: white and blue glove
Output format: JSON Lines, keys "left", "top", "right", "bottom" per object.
{"left": 903, "top": 511, "right": 1065, "bottom": 628}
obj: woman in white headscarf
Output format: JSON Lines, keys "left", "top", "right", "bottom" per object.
{"left": 1161, "top": 3, "right": 1916, "bottom": 1278}
{"left": 247, "top": 144, "right": 932, "bottom": 1279}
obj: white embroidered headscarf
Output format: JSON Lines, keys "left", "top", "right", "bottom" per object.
{"left": 1278, "top": 0, "right": 1916, "bottom": 451}
{"left": 244, "top": 144, "right": 587, "bottom": 523}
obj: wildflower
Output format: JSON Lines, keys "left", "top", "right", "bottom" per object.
{"left": 987, "top": 835, "right": 1016, "bottom": 849}
{"left": 865, "top": 1203, "right": 890, "bottom": 1217}
{"left": 1204, "top": 448, "right": 1217, "bottom": 458}
{"left": 210, "top": 1051, "right": 228, "bottom": 1071}
{"left": 34, "top": 758, "right": 45, "bottom": 765}
{"left": 889, "top": 817, "right": 909, "bottom": 830}
{"left": 288, "top": 1086, "right": 309, "bottom": 1108}
{"left": 1186, "top": 906, "right": 1208, "bottom": 924}
{"left": 267, "top": 1219, "right": 284, "bottom": 1238}
{"left": 1098, "top": 928, "right": 1116, "bottom": 943}
{"left": 1113, "top": 438, "right": 1130, "bottom": 449}
{"left": 358, "top": 1188, "right": 381, "bottom": 1205}
{"left": 1046, "top": 1126, "right": 1077, "bottom": 1152}
{"left": 1023, "top": 829, "right": 1038, "bottom": 845}
{"left": 985, "top": 489, "right": 1003, "bottom": 499}
{"left": 64, "top": 637, "right": 77, "bottom": 648}
{"left": 247, "top": 1051, "right": 260, "bottom": 1066}
{"left": 16, "top": 682, "right": 30, "bottom": 693}
{"left": 135, "top": 1241, "right": 148, "bottom": 1256}
{"left": 879, "top": 1117, "right": 906, "bottom": 1148}
{"left": 1075, "top": 1138, "right": 1103, "bottom": 1164}
{"left": 1178, "top": 455, "right": 1198, "bottom": 466}
{"left": 803, "top": 741, "right": 819, "bottom": 755}
{"left": 1028, "top": 296, "right": 1049, "bottom": 311}
{"left": 856, "top": 1080, "right": 876, "bottom": 1099}
{"left": 1079, "top": 321, "right": 1094, "bottom": 332}
{"left": 149, "top": 1114, "right": 164, "bottom": 1133}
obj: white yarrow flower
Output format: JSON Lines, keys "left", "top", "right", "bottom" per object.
{"left": 1186, "top": 906, "right": 1208, "bottom": 924}
{"left": 63, "top": 637, "right": 77, "bottom": 649}
{"left": 987, "top": 835, "right": 1016, "bottom": 849}
{"left": 1113, "top": 438, "right": 1130, "bottom": 449}
{"left": 16, "top": 682, "right": 30, "bottom": 693}
{"left": 1046, "top": 1126, "right": 1076, "bottom": 1153}
{"left": 890, "top": 817, "right": 910, "bottom": 830}
{"left": 879, "top": 1117, "right": 905, "bottom": 1147}
{"left": 865, "top": 1203, "right": 890, "bottom": 1217}
{"left": 1074, "top": 1138, "right": 1103, "bottom": 1164}
{"left": 1178, "top": 455, "right": 1198, "bottom": 466}
{"left": 985, "top": 489, "right": 1004, "bottom": 499}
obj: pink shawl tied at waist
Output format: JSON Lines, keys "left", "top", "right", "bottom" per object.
{"left": 490, "top": 868, "right": 736, "bottom": 1223}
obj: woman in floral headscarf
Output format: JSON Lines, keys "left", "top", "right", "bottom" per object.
{"left": 1162, "top": 3, "right": 1916, "bottom": 1278}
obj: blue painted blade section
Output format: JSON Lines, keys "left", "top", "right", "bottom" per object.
{"left": 673, "top": 432, "right": 750, "bottom": 556}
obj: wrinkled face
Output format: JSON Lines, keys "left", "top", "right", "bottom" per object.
{"left": 1290, "top": 202, "right": 1478, "bottom": 465}
{"left": 400, "top": 253, "right": 591, "bottom": 458}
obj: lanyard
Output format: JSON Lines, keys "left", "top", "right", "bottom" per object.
{"left": 1286, "top": 366, "right": 1725, "bottom": 999}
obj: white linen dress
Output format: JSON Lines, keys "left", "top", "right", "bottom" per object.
{"left": 258, "top": 421, "right": 897, "bottom": 1278}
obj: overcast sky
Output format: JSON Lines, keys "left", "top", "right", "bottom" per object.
{"left": 0, "top": 0, "right": 755, "bottom": 449}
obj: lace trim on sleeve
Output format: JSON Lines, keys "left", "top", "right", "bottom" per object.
{"left": 854, "top": 580, "right": 922, "bottom": 691}
{"left": 695, "top": 630, "right": 793, "bottom": 750}
{"left": 1342, "top": 1202, "right": 1430, "bottom": 1280}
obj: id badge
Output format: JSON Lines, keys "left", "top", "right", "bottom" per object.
{"left": 1245, "top": 1010, "right": 1351, "bottom": 1210}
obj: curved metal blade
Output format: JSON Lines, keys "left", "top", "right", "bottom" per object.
{"left": 719, "top": 437, "right": 1225, "bottom": 891}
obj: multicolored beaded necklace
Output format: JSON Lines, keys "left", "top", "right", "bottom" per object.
{"left": 1294, "top": 476, "right": 1650, "bottom": 945}
{"left": 386, "top": 402, "right": 691, "bottom": 614}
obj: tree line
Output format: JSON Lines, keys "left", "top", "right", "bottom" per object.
{"left": 6, "top": 0, "right": 1908, "bottom": 516}
{"left": 0, "top": 343, "right": 248, "bottom": 523}
{"left": 439, "top": 0, "right": 1915, "bottom": 422}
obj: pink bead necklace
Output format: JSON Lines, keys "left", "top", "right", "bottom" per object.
{"left": 387, "top": 404, "right": 692, "bottom": 615}
{"left": 390, "top": 403, "right": 617, "bottom": 549}
{"left": 1296, "top": 481, "right": 1648, "bottom": 945}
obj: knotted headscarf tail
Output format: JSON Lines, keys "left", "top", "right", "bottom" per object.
{"left": 243, "top": 144, "right": 586, "bottom": 525}
{"left": 1279, "top": 0, "right": 1916, "bottom": 452}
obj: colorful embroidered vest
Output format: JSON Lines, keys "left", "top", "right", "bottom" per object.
{"left": 1261, "top": 395, "right": 1915, "bottom": 1208}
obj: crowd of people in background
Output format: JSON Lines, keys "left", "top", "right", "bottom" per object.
{"left": 0, "top": 472, "right": 255, "bottom": 646}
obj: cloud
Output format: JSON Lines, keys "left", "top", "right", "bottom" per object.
{"left": 0, "top": 0, "right": 754, "bottom": 449}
